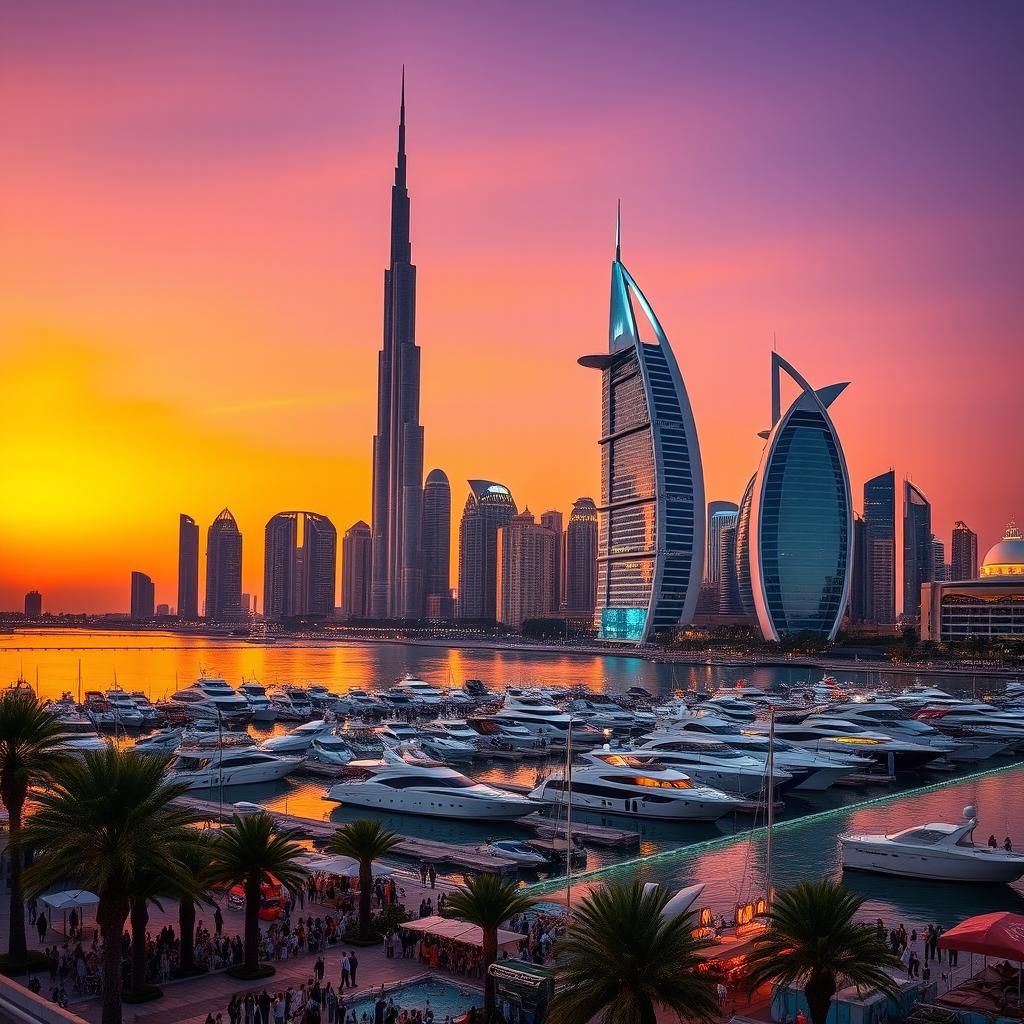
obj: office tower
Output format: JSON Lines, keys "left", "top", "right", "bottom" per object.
{"left": 733, "top": 475, "right": 757, "bottom": 618}
{"left": 903, "top": 480, "right": 932, "bottom": 621}
{"left": 496, "top": 510, "right": 556, "bottom": 629}
{"left": 370, "top": 74, "right": 424, "bottom": 621}
{"left": 156, "top": 603, "right": 170, "bottom": 617}
{"left": 241, "top": 593, "right": 253, "bottom": 617}
{"left": 457, "top": 480, "right": 517, "bottom": 621}
{"left": 565, "top": 497, "right": 599, "bottom": 616}
{"left": 863, "top": 471, "right": 896, "bottom": 624}
{"left": 539, "top": 510, "right": 564, "bottom": 612}
{"left": 130, "top": 571, "right": 155, "bottom": 620}
{"left": 717, "top": 524, "right": 741, "bottom": 614}
{"left": 177, "top": 513, "right": 199, "bottom": 619}
{"left": 422, "top": 469, "right": 451, "bottom": 605}
{"left": 205, "top": 508, "right": 243, "bottom": 621}
{"left": 707, "top": 502, "right": 739, "bottom": 586}
{"left": 951, "top": 521, "right": 979, "bottom": 580}
{"left": 263, "top": 512, "right": 337, "bottom": 621}
{"left": 341, "top": 521, "right": 373, "bottom": 620}
{"left": 849, "top": 514, "right": 868, "bottom": 623}
{"left": 578, "top": 210, "right": 705, "bottom": 643}
{"left": 932, "top": 537, "right": 949, "bottom": 583}
{"left": 747, "top": 354, "right": 852, "bottom": 641}
{"left": 24, "top": 590, "right": 42, "bottom": 619}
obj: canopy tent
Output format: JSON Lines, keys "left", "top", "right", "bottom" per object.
{"left": 40, "top": 891, "right": 98, "bottom": 912}
{"left": 402, "top": 915, "right": 526, "bottom": 951}
{"left": 940, "top": 913, "right": 1024, "bottom": 962}
{"left": 297, "top": 852, "right": 363, "bottom": 879}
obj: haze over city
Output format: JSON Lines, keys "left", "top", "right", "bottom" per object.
{"left": 1, "top": 1, "right": 1021, "bottom": 613}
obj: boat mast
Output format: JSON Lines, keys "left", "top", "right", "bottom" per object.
{"left": 566, "top": 717, "right": 574, "bottom": 911}
{"left": 766, "top": 706, "right": 775, "bottom": 905}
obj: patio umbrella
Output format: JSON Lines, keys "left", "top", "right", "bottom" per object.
{"left": 940, "top": 912, "right": 1024, "bottom": 1003}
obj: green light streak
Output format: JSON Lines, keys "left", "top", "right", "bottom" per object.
{"left": 523, "top": 760, "right": 1024, "bottom": 897}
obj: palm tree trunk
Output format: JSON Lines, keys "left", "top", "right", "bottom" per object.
{"left": 482, "top": 929, "right": 497, "bottom": 1024}
{"left": 129, "top": 897, "right": 149, "bottom": 991}
{"left": 3, "top": 786, "right": 27, "bottom": 961}
{"left": 358, "top": 862, "right": 372, "bottom": 940}
{"left": 98, "top": 892, "right": 129, "bottom": 1024}
{"left": 805, "top": 969, "right": 838, "bottom": 1024}
{"left": 639, "top": 1002, "right": 658, "bottom": 1024}
{"left": 244, "top": 875, "right": 261, "bottom": 971}
{"left": 178, "top": 897, "right": 196, "bottom": 974}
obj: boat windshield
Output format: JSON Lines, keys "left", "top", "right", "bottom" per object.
{"left": 891, "top": 827, "right": 958, "bottom": 844}
{"left": 632, "top": 776, "right": 693, "bottom": 790}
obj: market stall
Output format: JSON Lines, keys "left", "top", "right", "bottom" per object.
{"left": 937, "top": 912, "right": 1024, "bottom": 1017}
{"left": 40, "top": 889, "right": 98, "bottom": 938}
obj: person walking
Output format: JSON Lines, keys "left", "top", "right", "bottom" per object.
{"left": 259, "top": 990, "right": 272, "bottom": 1024}
{"left": 314, "top": 956, "right": 325, "bottom": 983}
{"left": 214, "top": 906, "right": 224, "bottom": 936}
{"left": 36, "top": 912, "right": 47, "bottom": 943}
{"left": 427, "top": 865, "right": 436, "bottom": 890}
{"left": 340, "top": 952, "right": 351, "bottom": 989}
{"left": 348, "top": 951, "right": 358, "bottom": 987}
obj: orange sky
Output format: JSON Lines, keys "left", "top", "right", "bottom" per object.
{"left": 1, "top": 4, "right": 1021, "bottom": 613}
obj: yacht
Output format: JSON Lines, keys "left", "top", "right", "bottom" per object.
{"left": 129, "top": 692, "right": 162, "bottom": 726}
{"left": 324, "top": 749, "right": 535, "bottom": 820}
{"left": 54, "top": 713, "right": 108, "bottom": 754}
{"left": 486, "top": 840, "right": 549, "bottom": 866}
{"left": 529, "top": 752, "right": 742, "bottom": 821}
{"left": 841, "top": 806, "right": 1024, "bottom": 883}
{"left": 336, "top": 689, "right": 383, "bottom": 715}
{"left": 378, "top": 721, "right": 421, "bottom": 746}
{"left": 268, "top": 686, "right": 314, "bottom": 721}
{"left": 699, "top": 695, "right": 759, "bottom": 723}
{"left": 238, "top": 681, "right": 277, "bottom": 723}
{"left": 755, "top": 720, "right": 944, "bottom": 773}
{"left": 307, "top": 685, "right": 344, "bottom": 712}
{"left": 133, "top": 727, "right": 185, "bottom": 754}
{"left": 168, "top": 747, "right": 301, "bottom": 789}
{"left": 626, "top": 736, "right": 791, "bottom": 796}
{"left": 103, "top": 688, "right": 146, "bottom": 729}
{"left": 259, "top": 718, "right": 336, "bottom": 755}
{"left": 83, "top": 692, "right": 119, "bottom": 729}
{"left": 492, "top": 693, "right": 599, "bottom": 744}
{"left": 337, "top": 723, "right": 385, "bottom": 759}
{"left": 389, "top": 676, "right": 445, "bottom": 707}
{"left": 566, "top": 698, "right": 637, "bottom": 732}
{"left": 917, "top": 705, "right": 1024, "bottom": 751}
{"left": 308, "top": 734, "right": 354, "bottom": 767}
{"left": 417, "top": 722, "right": 478, "bottom": 761}
{"left": 467, "top": 717, "right": 546, "bottom": 753}
{"left": 170, "top": 677, "right": 253, "bottom": 723}
{"left": 713, "top": 728, "right": 865, "bottom": 791}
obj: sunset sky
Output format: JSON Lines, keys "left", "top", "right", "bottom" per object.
{"left": 1, "top": 2, "right": 1021, "bottom": 614}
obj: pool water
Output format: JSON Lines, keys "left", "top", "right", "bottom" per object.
{"left": 339, "top": 979, "right": 481, "bottom": 1022}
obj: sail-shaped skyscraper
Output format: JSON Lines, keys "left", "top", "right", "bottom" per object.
{"left": 579, "top": 210, "right": 705, "bottom": 643}
{"left": 370, "top": 73, "right": 425, "bottom": 620}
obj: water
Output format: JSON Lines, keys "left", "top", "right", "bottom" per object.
{"left": 3, "top": 630, "right": 1023, "bottom": 934}
{"left": 340, "top": 979, "right": 480, "bottom": 1021}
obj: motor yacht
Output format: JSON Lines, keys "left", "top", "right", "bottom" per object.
{"left": 378, "top": 720, "right": 421, "bottom": 746}
{"left": 699, "top": 694, "right": 759, "bottom": 723}
{"left": 238, "top": 680, "right": 277, "bottom": 723}
{"left": 307, "top": 685, "right": 344, "bottom": 712}
{"left": 336, "top": 689, "right": 383, "bottom": 715}
{"left": 54, "top": 713, "right": 108, "bottom": 754}
{"left": 259, "top": 718, "right": 336, "bottom": 755}
{"left": 566, "top": 698, "right": 637, "bottom": 732}
{"left": 103, "top": 688, "right": 146, "bottom": 729}
{"left": 308, "top": 734, "right": 354, "bottom": 767}
{"left": 336, "top": 723, "right": 385, "bottom": 759}
{"left": 627, "top": 736, "right": 791, "bottom": 796}
{"left": 492, "top": 693, "right": 602, "bottom": 745}
{"left": 389, "top": 676, "right": 445, "bottom": 706}
{"left": 486, "top": 840, "right": 549, "bottom": 866}
{"left": 324, "top": 749, "right": 535, "bottom": 820}
{"left": 417, "top": 724, "right": 478, "bottom": 762}
{"left": 467, "top": 717, "right": 547, "bottom": 753}
{"left": 841, "top": 805, "right": 1024, "bottom": 883}
{"left": 168, "top": 747, "right": 301, "bottom": 790}
{"left": 129, "top": 692, "right": 162, "bottom": 726}
{"left": 133, "top": 727, "right": 184, "bottom": 754}
{"left": 529, "top": 752, "right": 742, "bottom": 821}
{"left": 916, "top": 704, "right": 1024, "bottom": 752}
{"left": 755, "top": 720, "right": 944, "bottom": 773}
{"left": 170, "top": 677, "right": 253, "bottom": 723}
{"left": 268, "top": 686, "right": 314, "bottom": 721}
{"left": 83, "top": 692, "right": 119, "bottom": 729}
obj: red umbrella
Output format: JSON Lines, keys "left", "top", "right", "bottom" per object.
{"left": 939, "top": 913, "right": 1024, "bottom": 962}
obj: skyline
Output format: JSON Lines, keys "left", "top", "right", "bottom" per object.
{"left": 2, "top": 3, "right": 1023, "bottom": 613}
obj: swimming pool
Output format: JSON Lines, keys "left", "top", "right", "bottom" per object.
{"left": 339, "top": 979, "right": 481, "bottom": 1022}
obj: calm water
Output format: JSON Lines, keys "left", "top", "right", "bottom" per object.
{"left": 3, "top": 630, "right": 1023, "bottom": 932}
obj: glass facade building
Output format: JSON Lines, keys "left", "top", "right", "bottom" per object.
{"left": 579, "top": 214, "right": 704, "bottom": 643}
{"left": 863, "top": 470, "right": 896, "bottom": 624}
{"left": 749, "top": 355, "right": 852, "bottom": 641}
{"left": 903, "top": 480, "right": 932, "bottom": 621}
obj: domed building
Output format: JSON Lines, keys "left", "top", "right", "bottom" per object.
{"left": 922, "top": 521, "right": 1024, "bottom": 642}
{"left": 980, "top": 522, "right": 1024, "bottom": 577}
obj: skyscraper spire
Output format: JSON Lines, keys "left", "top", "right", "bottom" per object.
{"left": 396, "top": 66, "right": 406, "bottom": 188}
{"left": 615, "top": 200, "right": 621, "bottom": 262}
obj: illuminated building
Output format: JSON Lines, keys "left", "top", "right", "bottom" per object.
{"left": 457, "top": 480, "right": 517, "bottom": 621}
{"left": 706, "top": 501, "right": 738, "bottom": 586}
{"left": 849, "top": 513, "right": 868, "bottom": 623}
{"left": 951, "top": 521, "right": 979, "bottom": 581}
{"left": 205, "top": 508, "right": 243, "bottom": 622}
{"left": 578, "top": 210, "right": 705, "bottom": 643}
{"left": 371, "top": 73, "right": 425, "bottom": 620}
{"left": 747, "top": 354, "right": 853, "bottom": 641}
{"left": 263, "top": 512, "right": 337, "bottom": 620}
{"left": 497, "top": 510, "right": 556, "bottom": 629}
{"left": 922, "top": 524, "right": 1024, "bottom": 641}
{"left": 863, "top": 470, "right": 896, "bottom": 624}
{"left": 177, "top": 513, "right": 199, "bottom": 619}
{"left": 565, "top": 497, "right": 598, "bottom": 616}
{"left": 932, "top": 537, "right": 949, "bottom": 583}
{"left": 23, "top": 591, "right": 42, "bottom": 619}
{"left": 422, "top": 469, "right": 452, "bottom": 610}
{"left": 341, "top": 521, "right": 372, "bottom": 620}
{"left": 130, "top": 571, "right": 155, "bottom": 620}
{"left": 903, "top": 480, "right": 932, "bottom": 621}
{"left": 733, "top": 475, "right": 757, "bottom": 618}
{"left": 539, "top": 510, "right": 564, "bottom": 612}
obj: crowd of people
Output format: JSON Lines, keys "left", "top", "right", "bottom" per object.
{"left": 878, "top": 919, "right": 960, "bottom": 983}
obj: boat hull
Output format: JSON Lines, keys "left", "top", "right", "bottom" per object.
{"left": 323, "top": 784, "right": 531, "bottom": 820}
{"left": 840, "top": 840, "right": 1024, "bottom": 883}
{"left": 173, "top": 759, "right": 299, "bottom": 790}
{"left": 529, "top": 787, "right": 736, "bottom": 822}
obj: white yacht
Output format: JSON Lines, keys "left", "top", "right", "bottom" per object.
{"left": 259, "top": 718, "right": 336, "bottom": 755}
{"left": 529, "top": 752, "right": 742, "bottom": 821}
{"left": 54, "top": 713, "right": 108, "bottom": 754}
{"left": 168, "top": 747, "right": 301, "bottom": 790}
{"left": 841, "top": 806, "right": 1024, "bottom": 883}
{"left": 468, "top": 717, "right": 546, "bottom": 753}
{"left": 308, "top": 734, "right": 354, "bottom": 766}
{"left": 104, "top": 688, "right": 146, "bottom": 728}
{"left": 336, "top": 689, "right": 383, "bottom": 715}
{"left": 417, "top": 722, "right": 478, "bottom": 762}
{"left": 170, "top": 677, "right": 253, "bottom": 723}
{"left": 378, "top": 721, "right": 421, "bottom": 746}
{"left": 268, "top": 686, "right": 314, "bottom": 721}
{"left": 307, "top": 685, "right": 344, "bottom": 712}
{"left": 918, "top": 704, "right": 1024, "bottom": 751}
{"left": 389, "top": 676, "right": 444, "bottom": 707}
{"left": 133, "top": 727, "right": 184, "bottom": 754}
{"left": 566, "top": 698, "right": 637, "bottom": 732}
{"left": 324, "top": 749, "right": 535, "bottom": 820}
{"left": 486, "top": 840, "right": 549, "bottom": 866}
{"left": 83, "top": 692, "right": 119, "bottom": 729}
{"left": 238, "top": 681, "right": 277, "bottom": 723}
{"left": 129, "top": 692, "right": 161, "bottom": 726}
{"left": 336, "top": 724, "right": 385, "bottom": 759}
{"left": 492, "top": 693, "right": 592, "bottom": 743}
{"left": 630, "top": 735, "right": 791, "bottom": 796}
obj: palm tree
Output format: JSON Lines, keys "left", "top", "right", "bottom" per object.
{"left": 445, "top": 873, "right": 535, "bottom": 1024}
{"left": 127, "top": 864, "right": 169, "bottom": 996}
{"left": 745, "top": 880, "right": 901, "bottom": 1024}
{"left": 209, "top": 813, "right": 308, "bottom": 976}
{"left": 324, "top": 819, "right": 401, "bottom": 940}
{"left": 168, "top": 834, "right": 221, "bottom": 976}
{"left": 21, "top": 748, "right": 197, "bottom": 1024}
{"left": 548, "top": 881, "right": 718, "bottom": 1024}
{"left": 0, "top": 688, "right": 70, "bottom": 968}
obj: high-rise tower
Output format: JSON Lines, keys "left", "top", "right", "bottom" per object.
{"left": 863, "top": 471, "right": 896, "bottom": 624}
{"left": 422, "top": 469, "right": 452, "bottom": 606}
{"left": 341, "top": 521, "right": 372, "bottom": 620}
{"left": 205, "top": 508, "right": 243, "bottom": 621}
{"left": 263, "top": 512, "right": 337, "bottom": 621}
{"left": 457, "top": 480, "right": 517, "bottom": 621}
{"left": 565, "top": 498, "right": 598, "bottom": 616}
{"left": 578, "top": 209, "right": 705, "bottom": 643}
{"left": 177, "top": 514, "right": 199, "bottom": 619}
{"left": 951, "top": 521, "right": 978, "bottom": 581}
{"left": 903, "top": 480, "right": 932, "bottom": 621}
{"left": 370, "top": 72, "right": 424, "bottom": 620}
